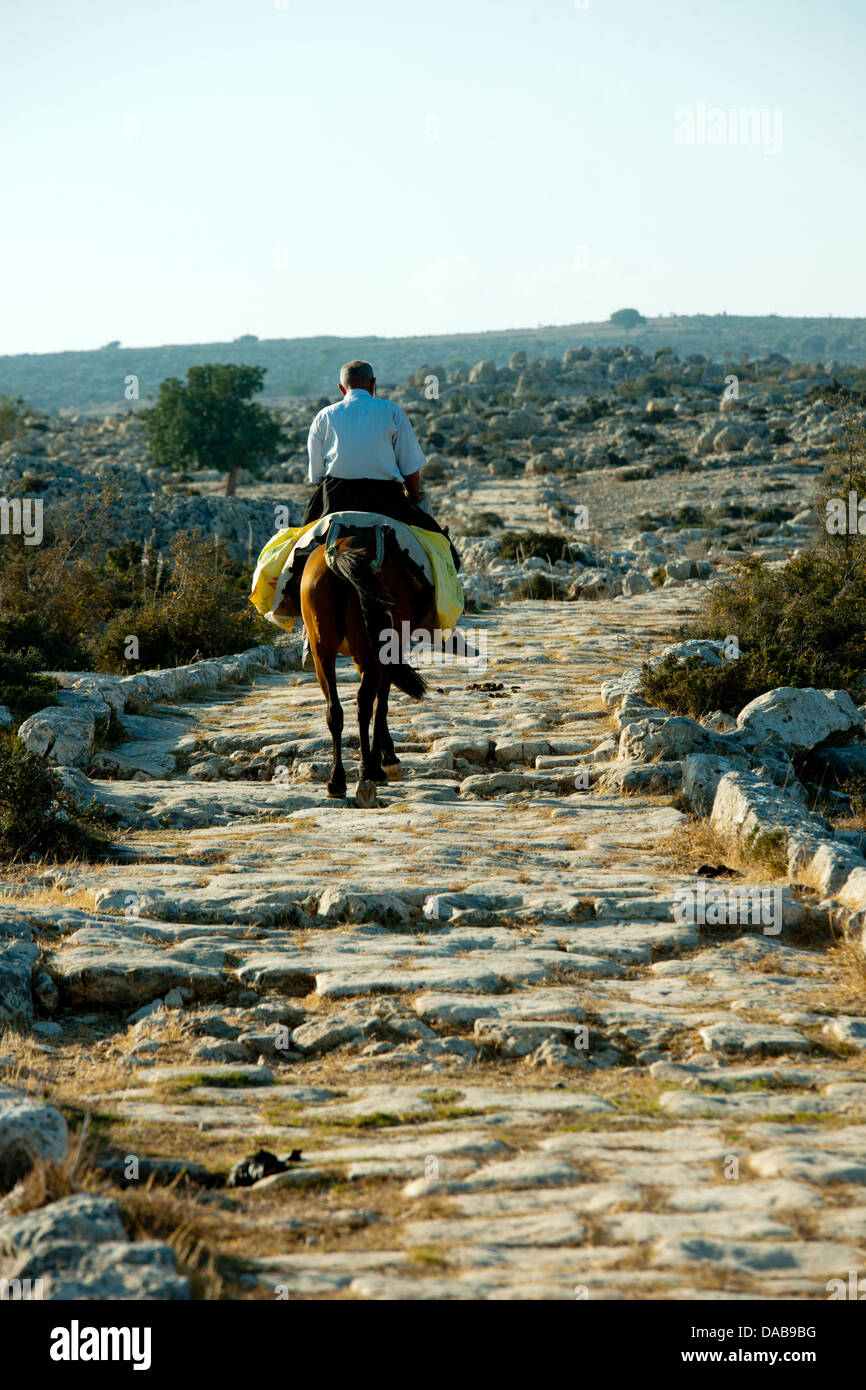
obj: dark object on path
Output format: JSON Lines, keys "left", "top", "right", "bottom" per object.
{"left": 227, "top": 1148, "right": 302, "bottom": 1188}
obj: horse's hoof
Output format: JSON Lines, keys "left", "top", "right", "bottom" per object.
{"left": 384, "top": 764, "right": 403, "bottom": 781}
{"left": 327, "top": 783, "right": 347, "bottom": 798}
{"left": 354, "top": 779, "right": 378, "bottom": 808}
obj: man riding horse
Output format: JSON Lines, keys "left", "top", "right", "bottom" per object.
{"left": 259, "top": 359, "right": 474, "bottom": 800}
{"left": 299, "top": 359, "right": 459, "bottom": 664}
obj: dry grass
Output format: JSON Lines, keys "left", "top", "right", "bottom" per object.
{"left": 0, "top": 878, "right": 98, "bottom": 911}
{"left": 821, "top": 934, "right": 866, "bottom": 1015}
{"left": 0, "top": 1116, "right": 94, "bottom": 1217}
{"left": 0, "top": 1112, "right": 228, "bottom": 1296}
{"left": 655, "top": 818, "right": 792, "bottom": 881}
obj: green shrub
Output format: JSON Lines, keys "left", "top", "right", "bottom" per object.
{"left": 0, "top": 735, "right": 112, "bottom": 862}
{"left": 0, "top": 645, "right": 57, "bottom": 718}
{"left": 571, "top": 396, "right": 611, "bottom": 424}
{"left": 511, "top": 575, "right": 570, "bottom": 600}
{"left": 674, "top": 504, "right": 710, "bottom": 527}
{"left": 615, "top": 374, "right": 671, "bottom": 402}
{"left": 0, "top": 395, "right": 31, "bottom": 444}
{"left": 753, "top": 505, "right": 795, "bottom": 523}
{"left": 0, "top": 610, "right": 89, "bottom": 672}
{"left": 641, "top": 398, "right": 866, "bottom": 716}
{"left": 464, "top": 511, "right": 504, "bottom": 535}
{"left": 642, "top": 550, "right": 866, "bottom": 716}
{"left": 641, "top": 650, "right": 759, "bottom": 720}
{"left": 498, "top": 531, "right": 577, "bottom": 564}
{"left": 90, "top": 532, "right": 266, "bottom": 672}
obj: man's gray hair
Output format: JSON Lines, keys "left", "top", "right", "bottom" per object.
{"left": 340, "top": 359, "right": 375, "bottom": 389}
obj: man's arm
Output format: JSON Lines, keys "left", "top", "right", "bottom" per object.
{"left": 307, "top": 413, "right": 326, "bottom": 485}
{"left": 403, "top": 469, "right": 424, "bottom": 503}
{"left": 393, "top": 404, "right": 426, "bottom": 485}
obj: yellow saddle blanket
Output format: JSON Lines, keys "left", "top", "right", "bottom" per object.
{"left": 249, "top": 519, "right": 464, "bottom": 634}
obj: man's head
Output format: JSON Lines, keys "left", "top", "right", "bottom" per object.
{"left": 339, "top": 360, "right": 376, "bottom": 397}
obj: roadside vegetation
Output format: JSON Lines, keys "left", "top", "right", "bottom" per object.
{"left": 642, "top": 394, "right": 866, "bottom": 716}
{"left": 0, "top": 483, "right": 268, "bottom": 680}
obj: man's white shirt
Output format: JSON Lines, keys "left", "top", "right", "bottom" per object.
{"left": 307, "top": 389, "right": 426, "bottom": 485}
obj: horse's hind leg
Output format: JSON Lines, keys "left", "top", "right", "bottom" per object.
{"left": 314, "top": 652, "right": 346, "bottom": 797}
{"left": 357, "top": 663, "right": 385, "bottom": 783}
{"left": 373, "top": 677, "right": 399, "bottom": 769}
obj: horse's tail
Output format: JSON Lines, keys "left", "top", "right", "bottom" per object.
{"left": 328, "top": 539, "right": 427, "bottom": 700}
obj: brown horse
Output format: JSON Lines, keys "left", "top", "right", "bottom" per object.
{"left": 275, "top": 529, "right": 437, "bottom": 800}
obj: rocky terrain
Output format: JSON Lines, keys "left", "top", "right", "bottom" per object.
{"left": 1, "top": 345, "right": 866, "bottom": 1302}
{"left": 0, "top": 339, "right": 847, "bottom": 576}
{"left": 3, "top": 314, "right": 866, "bottom": 413}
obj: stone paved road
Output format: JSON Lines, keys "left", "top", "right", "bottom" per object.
{"left": 4, "top": 588, "right": 866, "bottom": 1300}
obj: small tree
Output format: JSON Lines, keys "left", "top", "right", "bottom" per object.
{"left": 140, "top": 364, "right": 284, "bottom": 496}
{"left": 609, "top": 308, "right": 646, "bottom": 332}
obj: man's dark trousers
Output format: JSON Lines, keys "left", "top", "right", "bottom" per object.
{"left": 302, "top": 478, "right": 460, "bottom": 571}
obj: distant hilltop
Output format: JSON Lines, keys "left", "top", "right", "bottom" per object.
{"left": 2, "top": 315, "right": 866, "bottom": 414}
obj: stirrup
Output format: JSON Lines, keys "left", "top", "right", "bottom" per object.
{"left": 370, "top": 525, "right": 384, "bottom": 574}
{"left": 324, "top": 519, "right": 341, "bottom": 571}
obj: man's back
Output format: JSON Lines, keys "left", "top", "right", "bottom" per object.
{"left": 307, "top": 388, "right": 425, "bottom": 485}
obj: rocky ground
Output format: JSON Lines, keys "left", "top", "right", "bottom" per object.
{"left": 0, "top": 341, "right": 844, "bottom": 578}
{"left": 2, "top": 583, "right": 866, "bottom": 1300}
{"left": 1, "top": 347, "right": 866, "bottom": 1302}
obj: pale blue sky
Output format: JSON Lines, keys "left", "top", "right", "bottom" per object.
{"left": 2, "top": 0, "right": 863, "bottom": 354}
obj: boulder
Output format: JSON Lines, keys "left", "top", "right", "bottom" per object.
{"left": 701, "top": 710, "right": 737, "bottom": 733}
{"left": 0, "top": 1087, "right": 68, "bottom": 1188}
{"left": 0, "top": 942, "right": 37, "bottom": 1027}
{"left": 600, "top": 669, "right": 643, "bottom": 708}
{"left": 712, "top": 422, "right": 753, "bottom": 453}
{"left": 460, "top": 771, "right": 527, "bottom": 797}
{"left": 16, "top": 705, "right": 96, "bottom": 768}
{"left": 823, "top": 1018, "right": 866, "bottom": 1049}
{"left": 682, "top": 753, "right": 749, "bottom": 816}
{"left": 709, "top": 769, "right": 859, "bottom": 892}
{"left": 3, "top": 1235, "right": 188, "bottom": 1300}
{"left": 527, "top": 1039, "right": 587, "bottom": 1068}
{"left": 525, "top": 453, "right": 555, "bottom": 475}
{"left": 469, "top": 359, "right": 497, "bottom": 385}
{"left": 316, "top": 888, "right": 412, "bottom": 925}
{"left": 618, "top": 715, "right": 737, "bottom": 763}
{"left": 474, "top": 1019, "right": 580, "bottom": 1058}
{"left": 493, "top": 738, "right": 551, "bottom": 765}
{"left": 0, "top": 1193, "right": 125, "bottom": 1255}
{"left": 50, "top": 941, "right": 225, "bottom": 1009}
{"left": 622, "top": 570, "right": 652, "bottom": 595}
{"left": 835, "top": 867, "right": 866, "bottom": 936}
{"left": 697, "top": 1022, "right": 808, "bottom": 1055}
{"left": 655, "top": 639, "right": 727, "bottom": 667}
{"left": 612, "top": 694, "right": 671, "bottom": 729}
{"left": 665, "top": 558, "right": 695, "bottom": 581}
{"left": 292, "top": 1016, "right": 364, "bottom": 1055}
{"left": 574, "top": 574, "right": 613, "bottom": 601}
{"left": 709, "top": 768, "right": 819, "bottom": 849}
{"left": 600, "top": 761, "right": 682, "bottom": 794}
{"left": 737, "top": 688, "right": 864, "bottom": 752}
